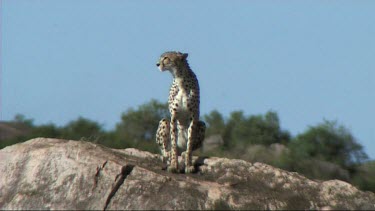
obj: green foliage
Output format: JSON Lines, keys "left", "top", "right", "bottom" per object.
{"left": 115, "top": 99, "right": 168, "bottom": 142}
{"left": 0, "top": 115, "right": 109, "bottom": 148}
{"left": 289, "top": 120, "right": 368, "bottom": 169}
{"left": 31, "top": 124, "right": 61, "bottom": 138}
{"left": 352, "top": 161, "right": 375, "bottom": 192}
{"left": 205, "top": 110, "right": 291, "bottom": 149}
{"left": 236, "top": 111, "right": 290, "bottom": 146}
{"left": 14, "top": 114, "right": 34, "bottom": 127}
{"left": 0, "top": 137, "right": 25, "bottom": 149}
{"left": 278, "top": 120, "right": 370, "bottom": 183}
{"left": 204, "top": 110, "right": 229, "bottom": 148}
{"left": 204, "top": 110, "right": 225, "bottom": 136}
{"left": 113, "top": 99, "right": 168, "bottom": 152}
{"left": 60, "top": 117, "right": 105, "bottom": 141}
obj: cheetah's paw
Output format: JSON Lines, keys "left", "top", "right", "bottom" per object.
{"left": 185, "top": 165, "right": 196, "bottom": 174}
{"left": 167, "top": 166, "right": 179, "bottom": 174}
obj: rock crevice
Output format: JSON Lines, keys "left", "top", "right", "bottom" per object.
{"left": 104, "top": 164, "right": 134, "bottom": 210}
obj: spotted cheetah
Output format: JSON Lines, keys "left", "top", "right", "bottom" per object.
{"left": 156, "top": 51, "right": 206, "bottom": 173}
{"left": 156, "top": 118, "right": 206, "bottom": 167}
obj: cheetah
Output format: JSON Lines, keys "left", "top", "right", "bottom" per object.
{"left": 156, "top": 118, "right": 206, "bottom": 167}
{"left": 156, "top": 51, "right": 206, "bottom": 173}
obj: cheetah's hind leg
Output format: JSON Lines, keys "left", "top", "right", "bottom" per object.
{"left": 192, "top": 120, "right": 206, "bottom": 151}
{"left": 182, "top": 120, "right": 206, "bottom": 173}
{"left": 156, "top": 118, "right": 171, "bottom": 164}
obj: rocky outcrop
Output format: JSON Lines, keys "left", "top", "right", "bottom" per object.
{"left": 0, "top": 138, "right": 374, "bottom": 210}
{"left": 202, "top": 134, "right": 224, "bottom": 152}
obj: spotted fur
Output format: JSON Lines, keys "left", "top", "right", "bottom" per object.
{"left": 156, "top": 118, "right": 171, "bottom": 163}
{"left": 156, "top": 51, "right": 205, "bottom": 173}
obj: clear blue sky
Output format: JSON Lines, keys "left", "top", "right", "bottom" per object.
{"left": 1, "top": 1, "right": 374, "bottom": 159}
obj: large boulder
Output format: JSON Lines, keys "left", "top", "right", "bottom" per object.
{"left": 0, "top": 138, "right": 374, "bottom": 210}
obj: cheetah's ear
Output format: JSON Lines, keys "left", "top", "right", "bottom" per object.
{"left": 182, "top": 53, "right": 188, "bottom": 59}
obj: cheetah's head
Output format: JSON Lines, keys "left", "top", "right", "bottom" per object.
{"left": 156, "top": 51, "right": 188, "bottom": 72}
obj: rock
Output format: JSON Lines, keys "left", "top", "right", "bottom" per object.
{"left": 269, "top": 143, "right": 288, "bottom": 157}
{"left": 0, "top": 138, "right": 374, "bottom": 210}
{"left": 202, "top": 134, "right": 224, "bottom": 152}
{"left": 242, "top": 144, "right": 288, "bottom": 164}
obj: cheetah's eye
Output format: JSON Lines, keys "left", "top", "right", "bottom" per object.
{"left": 163, "top": 57, "right": 169, "bottom": 62}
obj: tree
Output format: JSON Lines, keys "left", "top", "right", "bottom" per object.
{"left": 14, "top": 114, "right": 34, "bottom": 127}
{"left": 352, "top": 161, "right": 375, "bottom": 192}
{"left": 227, "top": 111, "right": 290, "bottom": 147}
{"left": 288, "top": 120, "right": 368, "bottom": 170}
{"left": 114, "top": 99, "right": 169, "bottom": 151}
{"left": 60, "top": 117, "right": 105, "bottom": 141}
{"left": 32, "top": 124, "right": 61, "bottom": 138}
{"left": 204, "top": 110, "right": 226, "bottom": 137}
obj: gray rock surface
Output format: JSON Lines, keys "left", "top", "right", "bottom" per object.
{"left": 0, "top": 138, "right": 374, "bottom": 210}
{"left": 202, "top": 134, "right": 224, "bottom": 152}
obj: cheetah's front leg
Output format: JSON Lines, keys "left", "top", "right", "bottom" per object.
{"left": 185, "top": 118, "right": 198, "bottom": 173}
{"left": 168, "top": 115, "right": 179, "bottom": 173}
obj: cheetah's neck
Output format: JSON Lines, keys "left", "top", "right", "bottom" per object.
{"left": 170, "top": 63, "right": 192, "bottom": 80}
